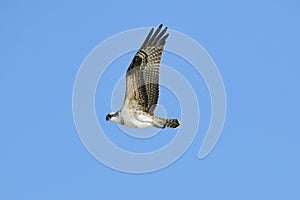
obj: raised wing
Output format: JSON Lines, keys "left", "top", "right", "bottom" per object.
{"left": 124, "top": 24, "right": 169, "bottom": 113}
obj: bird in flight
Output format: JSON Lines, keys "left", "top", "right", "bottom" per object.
{"left": 106, "top": 24, "right": 180, "bottom": 129}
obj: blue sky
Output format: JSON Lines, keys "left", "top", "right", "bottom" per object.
{"left": 1, "top": 0, "right": 300, "bottom": 199}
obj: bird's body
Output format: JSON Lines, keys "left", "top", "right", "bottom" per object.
{"left": 115, "top": 108, "right": 154, "bottom": 128}
{"left": 106, "top": 24, "right": 180, "bottom": 129}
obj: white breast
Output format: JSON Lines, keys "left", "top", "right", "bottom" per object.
{"left": 120, "top": 108, "right": 153, "bottom": 128}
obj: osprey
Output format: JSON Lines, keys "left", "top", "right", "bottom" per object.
{"left": 106, "top": 24, "right": 180, "bottom": 129}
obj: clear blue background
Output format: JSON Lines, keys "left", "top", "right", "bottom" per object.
{"left": 1, "top": 0, "right": 299, "bottom": 199}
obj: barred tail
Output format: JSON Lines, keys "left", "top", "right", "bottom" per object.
{"left": 165, "top": 119, "right": 180, "bottom": 128}
{"left": 152, "top": 117, "right": 180, "bottom": 129}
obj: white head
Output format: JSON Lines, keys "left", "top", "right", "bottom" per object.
{"left": 105, "top": 111, "right": 123, "bottom": 124}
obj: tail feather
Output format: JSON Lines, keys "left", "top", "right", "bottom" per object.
{"left": 152, "top": 117, "right": 180, "bottom": 129}
{"left": 165, "top": 119, "right": 180, "bottom": 128}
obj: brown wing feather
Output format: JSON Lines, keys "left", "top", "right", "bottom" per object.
{"left": 125, "top": 24, "right": 169, "bottom": 113}
{"left": 125, "top": 54, "right": 148, "bottom": 111}
{"left": 140, "top": 25, "right": 168, "bottom": 114}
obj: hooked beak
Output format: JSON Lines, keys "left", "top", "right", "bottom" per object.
{"left": 105, "top": 114, "right": 111, "bottom": 121}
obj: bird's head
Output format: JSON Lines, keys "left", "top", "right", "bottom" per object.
{"left": 105, "top": 112, "right": 118, "bottom": 122}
